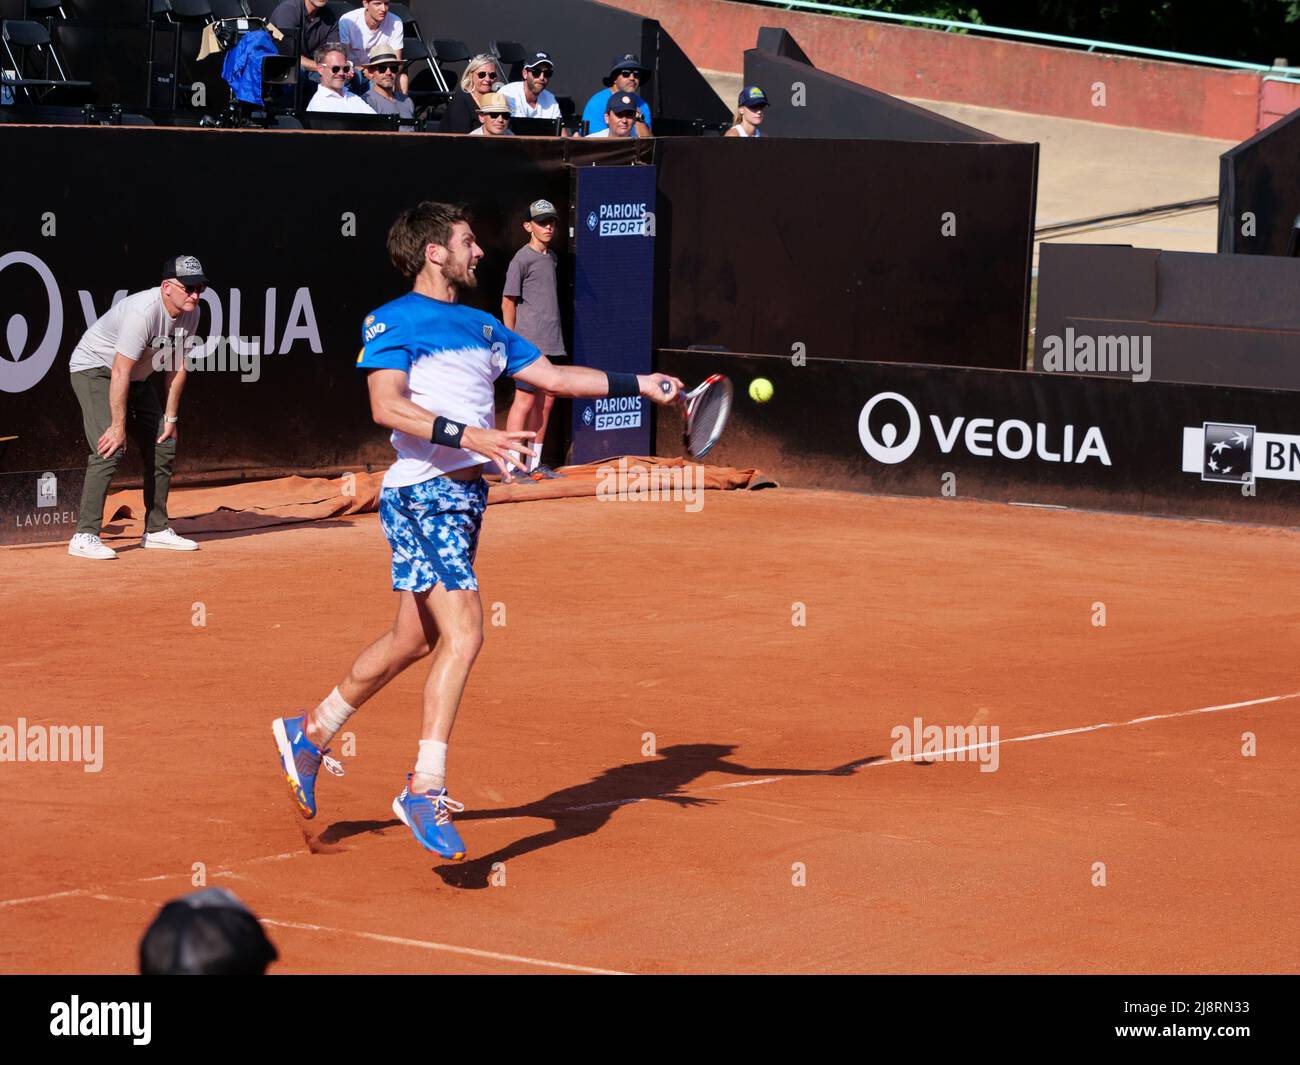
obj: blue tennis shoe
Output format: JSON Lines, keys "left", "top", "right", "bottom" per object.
{"left": 272, "top": 714, "right": 344, "bottom": 819}
{"left": 393, "top": 776, "right": 467, "bottom": 860}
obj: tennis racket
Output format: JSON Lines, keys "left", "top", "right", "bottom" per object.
{"left": 661, "top": 374, "right": 733, "bottom": 459}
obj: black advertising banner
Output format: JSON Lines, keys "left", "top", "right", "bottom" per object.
{"left": 0, "top": 126, "right": 648, "bottom": 484}
{"left": 656, "top": 349, "right": 1300, "bottom": 527}
{"left": 651, "top": 136, "right": 1036, "bottom": 371}
{"left": 570, "top": 162, "right": 656, "bottom": 464}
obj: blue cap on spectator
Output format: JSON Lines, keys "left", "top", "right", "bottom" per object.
{"left": 738, "top": 85, "right": 769, "bottom": 107}
{"left": 605, "top": 91, "right": 643, "bottom": 116}
{"left": 603, "top": 53, "right": 650, "bottom": 86}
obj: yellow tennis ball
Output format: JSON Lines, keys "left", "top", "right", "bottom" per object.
{"left": 748, "top": 377, "right": 774, "bottom": 403}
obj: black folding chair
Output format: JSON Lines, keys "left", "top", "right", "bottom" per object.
{"left": 147, "top": 0, "right": 214, "bottom": 110}
{"left": 1, "top": 19, "right": 93, "bottom": 104}
{"left": 489, "top": 39, "right": 527, "bottom": 84}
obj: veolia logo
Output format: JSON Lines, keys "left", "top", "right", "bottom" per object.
{"left": 0, "top": 251, "right": 64, "bottom": 394}
{"left": 858, "top": 391, "right": 921, "bottom": 463}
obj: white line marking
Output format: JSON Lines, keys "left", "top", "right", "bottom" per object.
{"left": 0, "top": 889, "right": 88, "bottom": 908}
{"left": 256, "top": 918, "right": 630, "bottom": 975}
{"left": 74, "top": 893, "right": 630, "bottom": 974}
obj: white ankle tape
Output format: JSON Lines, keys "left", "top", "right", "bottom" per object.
{"left": 415, "top": 739, "right": 448, "bottom": 780}
{"left": 315, "top": 687, "right": 356, "bottom": 736}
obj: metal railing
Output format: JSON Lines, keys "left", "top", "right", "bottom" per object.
{"left": 756, "top": 0, "right": 1300, "bottom": 74}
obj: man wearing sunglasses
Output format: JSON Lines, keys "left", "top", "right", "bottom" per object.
{"left": 580, "top": 52, "right": 652, "bottom": 136}
{"left": 306, "top": 45, "right": 377, "bottom": 114}
{"left": 339, "top": 0, "right": 406, "bottom": 94}
{"left": 362, "top": 49, "right": 414, "bottom": 119}
{"left": 66, "top": 256, "right": 209, "bottom": 560}
{"left": 468, "top": 93, "right": 514, "bottom": 136}
{"left": 500, "top": 51, "right": 561, "bottom": 120}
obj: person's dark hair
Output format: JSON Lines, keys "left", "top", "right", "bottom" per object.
{"left": 387, "top": 202, "right": 472, "bottom": 281}
{"left": 139, "top": 888, "right": 278, "bottom": 975}
{"left": 314, "top": 45, "right": 347, "bottom": 68}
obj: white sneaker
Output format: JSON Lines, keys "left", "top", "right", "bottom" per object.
{"left": 141, "top": 527, "right": 198, "bottom": 552}
{"left": 68, "top": 533, "right": 117, "bottom": 560}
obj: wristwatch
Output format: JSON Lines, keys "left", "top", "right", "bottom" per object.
{"left": 164, "top": 415, "right": 179, "bottom": 424}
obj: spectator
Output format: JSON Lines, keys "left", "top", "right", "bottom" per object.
{"left": 306, "top": 45, "right": 376, "bottom": 113}
{"left": 584, "top": 92, "right": 641, "bottom": 138}
{"left": 725, "top": 85, "right": 768, "bottom": 137}
{"left": 339, "top": 0, "right": 407, "bottom": 93}
{"left": 581, "top": 52, "right": 651, "bottom": 137}
{"left": 268, "top": 0, "right": 339, "bottom": 80}
{"left": 501, "top": 51, "right": 560, "bottom": 119}
{"left": 362, "top": 49, "right": 415, "bottom": 119}
{"left": 503, "top": 199, "right": 566, "bottom": 479}
{"left": 442, "top": 53, "right": 501, "bottom": 134}
{"left": 468, "top": 92, "right": 514, "bottom": 136}
{"left": 139, "top": 888, "right": 278, "bottom": 976}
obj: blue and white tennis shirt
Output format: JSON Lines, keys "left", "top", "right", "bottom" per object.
{"left": 357, "top": 292, "right": 542, "bottom": 487}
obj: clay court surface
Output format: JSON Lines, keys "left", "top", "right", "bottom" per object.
{"left": 2, "top": 484, "right": 1299, "bottom": 974}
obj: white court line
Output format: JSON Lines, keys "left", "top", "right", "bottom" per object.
{"left": 3, "top": 690, "right": 1296, "bottom": 912}
{"left": 0, "top": 889, "right": 89, "bottom": 909}
{"left": 77, "top": 893, "right": 628, "bottom": 975}
{"left": 261, "top": 918, "right": 631, "bottom": 976}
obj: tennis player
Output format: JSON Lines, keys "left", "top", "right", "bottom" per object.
{"left": 273, "top": 202, "right": 682, "bottom": 860}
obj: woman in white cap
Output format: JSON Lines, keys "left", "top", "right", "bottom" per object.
{"left": 725, "top": 85, "right": 769, "bottom": 138}
{"left": 443, "top": 53, "right": 501, "bottom": 133}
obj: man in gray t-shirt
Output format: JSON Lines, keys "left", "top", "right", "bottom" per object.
{"left": 66, "top": 255, "right": 208, "bottom": 560}
{"left": 361, "top": 50, "right": 415, "bottom": 120}
{"left": 503, "top": 199, "right": 567, "bottom": 479}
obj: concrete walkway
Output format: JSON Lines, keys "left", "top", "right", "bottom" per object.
{"left": 701, "top": 70, "right": 1232, "bottom": 255}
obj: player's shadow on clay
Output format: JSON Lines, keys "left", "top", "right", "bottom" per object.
{"left": 427, "top": 743, "right": 881, "bottom": 890}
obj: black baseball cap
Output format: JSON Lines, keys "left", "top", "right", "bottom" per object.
{"left": 603, "top": 52, "right": 650, "bottom": 86}
{"left": 605, "top": 91, "right": 643, "bottom": 116}
{"left": 523, "top": 51, "right": 555, "bottom": 72}
{"left": 162, "top": 254, "right": 209, "bottom": 286}
{"left": 139, "top": 888, "right": 278, "bottom": 975}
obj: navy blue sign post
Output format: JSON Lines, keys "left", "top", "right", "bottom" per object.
{"left": 570, "top": 164, "right": 656, "bottom": 464}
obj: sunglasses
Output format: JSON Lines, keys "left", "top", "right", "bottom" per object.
{"left": 528, "top": 67, "right": 553, "bottom": 78}
{"left": 475, "top": 70, "right": 497, "bottom": 80}
{"left": 327, "top": 63, "right": 353, "bottom": 75}
{"left": 169, "top": 280, "right": 205, "bottom": 295}
{"left": 370, "top": 63, "right": 400, "bottom": 73}
{"left": 481, "top": 111, "right": 509, "bottom": 119}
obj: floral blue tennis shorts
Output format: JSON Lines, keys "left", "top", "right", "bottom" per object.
{"left": 378, "top": 475, "right": 488, "bottom": 593}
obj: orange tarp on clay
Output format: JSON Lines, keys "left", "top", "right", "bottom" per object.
{"left": 99, "top": 457, "right": 775, "bottom": 539}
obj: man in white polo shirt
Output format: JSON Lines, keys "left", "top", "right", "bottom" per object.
{"left": 500, "top": 51, "right": 561, "bottom": 120}
{"left": 67, "top": 256, "right": 207, "bottom": 560}
{"left": 306, "top": 45, "right": 377, "bottom": 114}
{"left": 339, "top": 0, "right": 407, "bottom": 93}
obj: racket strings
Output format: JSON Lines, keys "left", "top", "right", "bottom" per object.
{"left": 686, "top": 380, "right": 731, "bottom": 457}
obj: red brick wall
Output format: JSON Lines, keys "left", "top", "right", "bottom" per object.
{"left": 607, "top": 0, "right": 1267, "bottom": 138}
